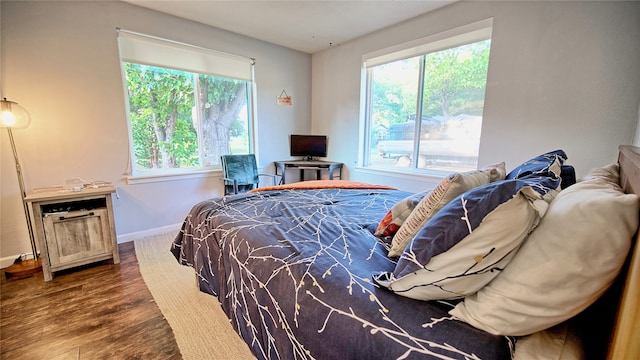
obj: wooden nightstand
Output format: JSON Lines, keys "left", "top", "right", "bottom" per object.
{"left": 25, "top": 185, "right": 119, "bottom": 281}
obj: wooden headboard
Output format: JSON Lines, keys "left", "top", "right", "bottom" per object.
{"left": 608, "top": 145, "right": 640, "bottom": 358}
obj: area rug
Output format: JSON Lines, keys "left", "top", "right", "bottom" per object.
{"left": 134, "top": 232, "right": 255, "bottom": 360}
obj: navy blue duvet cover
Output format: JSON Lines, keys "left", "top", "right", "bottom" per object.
{"left": 171, "top": 186, "right": 514, "bottom": 360}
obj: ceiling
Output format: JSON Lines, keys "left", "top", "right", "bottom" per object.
{"left": 122, "top": 1, "right": 456, "bottom": 54}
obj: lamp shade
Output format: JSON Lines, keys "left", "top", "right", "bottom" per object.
{"left": 1, "top": 98, "right": 31, "bottom": 129}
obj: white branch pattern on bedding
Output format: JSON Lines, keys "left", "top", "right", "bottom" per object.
{"left": 172, "top": 188, "right": 514, "bottom": 360}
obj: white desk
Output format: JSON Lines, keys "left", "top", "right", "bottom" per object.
{"left": 274, "top": 160, "right": 343, "bottom": 184}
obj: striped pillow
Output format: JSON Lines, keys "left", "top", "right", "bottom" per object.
{"left": 374, "top": 191, "right": 429, "bottom": 237}
{"left": 388, "top": 163, "right": 505, "bottom": 257}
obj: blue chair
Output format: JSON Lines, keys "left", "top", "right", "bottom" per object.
{"left": 221, "top": 154, "right": 277, "bottom": 195}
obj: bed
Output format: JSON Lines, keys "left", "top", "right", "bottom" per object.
{"left": 171, "top": 145, "right": 640, "bottom": 359}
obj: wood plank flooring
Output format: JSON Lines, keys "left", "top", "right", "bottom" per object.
{"left": 0, "top": 242, "right": 182, "bottom": 360}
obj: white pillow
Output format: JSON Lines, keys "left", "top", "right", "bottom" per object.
{"left": 388, "top": 162, "right": 506, "bottom": 257}
{"left": 514, "top": 323, "right": 585, "bottom": 360}
{"left": 450, "top": 165, "right": 639, "bottom": 336}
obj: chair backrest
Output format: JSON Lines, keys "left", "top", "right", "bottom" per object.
{"left": 221, "top": 154, "right": 259, "bottom": 193}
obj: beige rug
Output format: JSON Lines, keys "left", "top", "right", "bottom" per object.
{"left": 134, "top": 232, "right": 256, "bottom": 360}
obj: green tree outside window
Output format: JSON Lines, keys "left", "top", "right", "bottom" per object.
{"left": 124, "top": 63, "right": 250, "bottom": 172}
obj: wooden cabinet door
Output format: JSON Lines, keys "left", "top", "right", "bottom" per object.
{"left": 43, "top": 208, "right": 112, "bottom": 267}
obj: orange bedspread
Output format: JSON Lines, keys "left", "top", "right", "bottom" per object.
{"left": 248, "top": 180, "right": 397, "bottom": 192}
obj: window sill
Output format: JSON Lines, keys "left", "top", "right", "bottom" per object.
{"left": 353, "top": 166, "right": 446, "bottom": 182}
{"left": 125, "top": 169, "right": 221, "bottom": 185}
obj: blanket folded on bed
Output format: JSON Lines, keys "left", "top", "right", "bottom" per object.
{"left": 248, "top": 179, "right": 397, "bottom": 192}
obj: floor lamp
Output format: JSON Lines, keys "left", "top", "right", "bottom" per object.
{"left": 1, "top": 98, "right": 42, "bottom": 277}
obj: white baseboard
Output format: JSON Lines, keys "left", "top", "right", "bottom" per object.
{"left": 1, "top": 255, "right": 19, "bottom": 269}
{"left": 0, "top": 253, "right": 35, "bottom": 270}
{"left": 117, "top": 223, "right": 182, "bottom": 243}
{"left": 1, "top": 224, "right": 181, "bottom": 269}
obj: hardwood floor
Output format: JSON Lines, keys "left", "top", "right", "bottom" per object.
{"left": 0, "top": 242, "right": 182, "bottom": 360}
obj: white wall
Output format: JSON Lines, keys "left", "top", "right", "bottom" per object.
{"left": 633, "top": 103, "right": 640, "bottom": 146}
{"left": 0, "top": 1, "right": 311, "bottom": 262}
{"left": 312, "top": 1, "right": 640, "bottom": 192}
{"left": 2, "top": 0, "right": 639, "bottom": 264}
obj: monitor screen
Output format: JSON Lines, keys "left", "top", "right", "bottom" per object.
{"left": 290, "top": 135, "right": 327, "bottom": 159}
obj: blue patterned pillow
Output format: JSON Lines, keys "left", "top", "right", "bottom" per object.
{"left": 373, "top": 175, "right": 561, "bottom": 301}
{"left": 506, "top": 149, "right": 567, "bottom": 180}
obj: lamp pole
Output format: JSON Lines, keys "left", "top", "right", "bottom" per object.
{"left": 2, "top": 98, "right": 42, "bottom": 277}
{"left": 7, "top": 127, "right": 39, "bottom": 262}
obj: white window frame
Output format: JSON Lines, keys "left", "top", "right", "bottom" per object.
{"left": 117, "top": 29, "right": 258, "bottom": 183}
{"left": 358, "top": 18, "right": 493, "bottom": 178}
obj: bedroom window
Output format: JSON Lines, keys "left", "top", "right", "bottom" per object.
{"left": 360, "top": 19, "right": 492, "bottom": 175}
{"left": 117, "top": 30, "right": 256, "bottom": 177}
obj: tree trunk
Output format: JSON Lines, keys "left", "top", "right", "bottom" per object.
{"left": 198, "top": 79, "right": 247, "bottom": 166}
{"left": 150, "top": 92, "right": 178, "bottom": 168}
